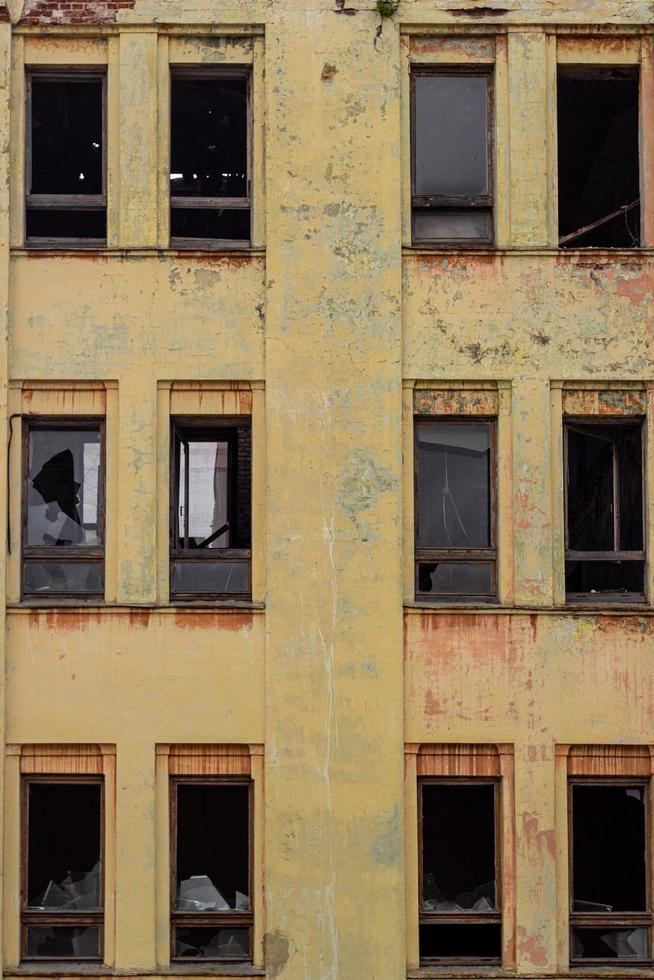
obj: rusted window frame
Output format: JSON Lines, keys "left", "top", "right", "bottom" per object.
{"left": 170, "top": 775, "right": 254, "bottom": 963}
{"left": 568, "top": 776, "right": 652, "bottom": 965}
{"left": 410, "top": 65, "right": 494, "bottom": 248}
{"left": 418, "top": 777, "right": 502, "bottom": 965}
{"left": 25, "top": 69, "right": 107, "bottom": 249}
{"left": 414, "top": 416, "right": 497, "bottom": 603}
{"left": 21, "top": 774, "right": 105, "bottom": 962}
{"left": 169, "top": 66, "right": 252, "bottom": 251}
{"left": 563, "top": 416, "right": 646, "bottom": 604}
{"left": 21, "top": 416, "right": 106, "bottom": 603}
{"left": 169, "top": 416, "right": 251, "bottom": 602}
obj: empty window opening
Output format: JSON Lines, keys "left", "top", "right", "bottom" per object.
{"left": 558, "top": 67, "right": 640, "bottom": 248}
{"left": 570, "top": 782, "right": 651, "bottom": 962}
{"left": 23, "top": 780, "right": 103, "bottom": 961}
{"left": 412, "top": 70, "right": 493, "bottom": 246}
{"left": 27, "top": 74, "right": 106, "bottom": 244}
{"left": 23, "top": 422, "right": 104, "bottom": 600}
{"left": 170, "top": 72, "right": 250, "bottom": 246}
{"left": 171, "top": 419, "right": 251, "bottom": 600}
{"left": 415, "top": 420, "right": 496, "bottom": 601}
{"left": 420, "top": 782, "right": 501, "bottom": 964}
{"left": 565, "top": 419, "right": 644, "bottom": 601}
{"left": 172, "top": 781, "right": 252, "bottom": 961}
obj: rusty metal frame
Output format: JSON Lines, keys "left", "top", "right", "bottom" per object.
{"left": 21, "top": 417, "right": 105, "bottom": 602}
{"left": 418, "top": 777, "right": 502, "bottom": 966}
{"left": 169, "top": 416, "right": 251, "bottom": 602}
{"left": 169, "top": 66, "right": 252, "bottom": 251}
{"left": 25, "top": 69, "right": 107, "bottom": 249}
{"left": 414, "top": 416, "right": 497, "bottom": 602}
{"left": 169, "top": 776, "right": 253, "bottom": 963}
{"left": 21, "top": 774, "right": 104, "bottom": 962}
{"left": 410, "top": 65, "right": 494, "bottom": 248}
{"left": 563, "top": 417, "right": 646, "bottom": 603}
{"left": 568, "top": 777, "right": 652, "bottom": 965}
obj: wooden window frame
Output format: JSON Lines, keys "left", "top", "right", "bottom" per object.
{"left": 21, "top": 417, "right": 106, "bottom": 603}
{"left": 563, "top": 416, "right": 646, "bottom": 604}
{"left": 414, "top": 416, "right": 497, "bottom": 603}
{"left": 169, "top": 66, "right": 252, "bottom": 250}
{"left": 418, "top": 777, "right": 502, "bottom": 966}
{"left": 25, "top": 69, "right": 107, "bottom": 249}
{"left": 410, "top": 65, "right": 494, "bottom": 248}
{"left": 169, "top": 416, "right": 252, "bottom": 602}
{"left": 568, "top": 776, "right": 652, "bottom": 965}
{"left": 21, "top": 774, "right": 105, "bottom": 962}
{"left": 170, "top": 775, "right": 254, "bottom": 963}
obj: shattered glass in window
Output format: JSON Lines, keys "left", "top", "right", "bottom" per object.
{"left": 175, "top": 927, "right": 250, "bottom": 959}
{"left": 573, "top": 927, "right": 648, "bottom": 960}
{"left": 418, "top": 561, "right": 493, "bottom": 596}
{"left": 24, "top": 561, "right": 103, "bottom": 596}
{"left": 178, "top": 439, "right": 231, "bottom": 548}
{"left": 26, "top": 925, "right": 100, "bottom": 959}
{"left": 27, "top": 428, "right": 101, "bottom": 547}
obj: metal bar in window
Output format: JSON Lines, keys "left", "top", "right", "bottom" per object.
{"left": 170, "top": 197, "right": 250, "bottom": 210}
{"left": 564, "top": 550, "right": 644, "bottom": 561}
{"left": 27, "top": 195, "right": 107, "bottom": 209}
{"left": 183, "top": 437, "right": 190, "bottom": 550}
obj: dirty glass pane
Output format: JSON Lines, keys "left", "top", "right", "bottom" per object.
{"left": 422, "top": 784, "right": 496, "bottom": 912}
{"left": 415, "top": 74, "right": 489, "bottom": 197}
{"left": 418, "top": 562, "right": 493, "bottom": 597}
{"left": 31, "top": 78, "right": 103, "bottom": 196}
{"left": 24, "top": 561, "right": 103, "bottom": 596}
{"left": 171, "top": 76, "right": 247, "bottom": 199}
{"left": 26, "top": 926, "right": 100, "bottom": 959}
{"left": 27, "top": 783, "right": 102, "bottom": 910}
{"left": 27, "top": 427, "right": 102, "bottom": 547}
{"left": 170, "top": 208, "right": 250, "bottom": 242}
{"left": 572, "top": 784, "right": 647, "bottom": 912}
{"left": 26, "top": 209, "right": 106, "bottom": 241}
{"left": 417, "top": 422, "right": 491, "bottom": 548}
{"left": 176, "top": 784, "right": 249, "bottom": 912}
{"left": 565, "top": 560, "right": 644, "bottom": 598}
{"left": 413, "top": 209, "right": 492, "bottom": 243}
{"left": 171, "top": 561, "right": 249, "bottom": 596}
{"left": 174, "top": 927, "right": 250, "bottom": 960}
{"left": 419, "top": 924, "right": 501, "bottom": 960}
{"left": 573, "top": 927, "right": 649, "bottom": 960}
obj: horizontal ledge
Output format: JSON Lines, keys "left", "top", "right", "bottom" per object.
{"left": 6, "top": 971, "right": 265, "bottom": 978}
{"left": 403, "top": 246, "right": 654, "bottom": 259}
{"left": 6, "top": 603, "right": 265, "bottom": 614}
{"left": 11, "top": 248, "right": 265, "bottom": 258}
{"left": 404, "top": 603, "right": 653, "bottom": 616}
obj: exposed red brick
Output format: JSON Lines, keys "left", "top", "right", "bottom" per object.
{"left": 20, "top": 0, "right": 135, "bottom": 25}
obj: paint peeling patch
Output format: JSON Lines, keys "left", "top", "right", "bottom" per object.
{"left": 522, "top": 811, "right": 555, "bottom": 860}
{"left": 338, "top": 449, "right": 395, "bottom": 524}
{"left": 265, "top": 931, "right": 292, "bottom": 978}
{"left": 449, "top": 6, "right": 510, "bottom": 17}
{"left": 173, "top": 610, "right": 253, "bottom": 632}
{"left": 516, "top": 926, "right": 549, "bottom": 967}
{"left": 321, "top": 63, "right": 338, "bottom": 81}
{"left": 616, "top": 271, "right": 654, "bottom": 306}
{"left": 21, "top": 0, "right": 135, "bottom": 24}
{"left": 370, "top": 803, "right": 401, "bottom": 867}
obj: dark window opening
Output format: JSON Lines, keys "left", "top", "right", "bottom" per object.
{"left": 565, "top": 419, "right": 644, "bottom": 601}
{"left": 23, "top": 421, "right": 104, "bottom": 600}
{"left": 420, "top": 782, "right": 501, "bottom": 964}
{"left": 27, "top": 73, "right": 106, "bottom": 245}
{"left": 570, "top": 782, "right": 651, "bottom": 963}
{"left": 412, "top": 70, "right": 493, "bottom": 246}
{"left": 172, "top": 781, "right": 252, "bottom": 962}
{"left": 22, "top": 780, "right": 103, "bottom": 961}
{"left": 415, "top": 419, "right": 496, "bottom": 602}
{"left": 558, "top": 67, "right": 640, "bottom": 248}
{"left": 170, "top": 419, "right": 251, "bottom": 600}
{"left": 170, "top": 72, "right": 250, "bottom": 246}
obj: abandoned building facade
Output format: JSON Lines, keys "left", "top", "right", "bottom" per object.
{"left": 0, "top": 0, "right": 653, "bottom": 976}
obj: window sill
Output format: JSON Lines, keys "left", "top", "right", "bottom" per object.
{"left": 408, "top": 969, "right": 511, "bottom": 978}
{"left": 404, "top": 603, "right": 653, "bottom": 615}
{"left": 7, "top": 968, "right": 265, "bottom": 978}
{"left": 403, "top": 245, "right": 654, "bottom": 259}
{"left": 409, "top": 973, "right": 654, "bottom": 979}
{"left": 7, "top": 602, "right": 265, "bottom": 613}
{"left": 11, "top": 247, "right": 265, "bottom": 259}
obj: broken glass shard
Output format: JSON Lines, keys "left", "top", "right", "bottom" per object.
{"left": 177, "top": 875, "right": 229, "bottom": 911}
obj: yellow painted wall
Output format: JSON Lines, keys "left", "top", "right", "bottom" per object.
{"left": 1, "top": 2, "right": 654, "bottom": 978}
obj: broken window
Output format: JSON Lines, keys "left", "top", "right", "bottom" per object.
{"left": 170, "top": 419, "right": 251, "bottom": 600}
{"left": 171, "top": 780, "right": 252, "bottom": 961}
{"left": 23, "top": 421, "right": 104, "bottom": 600}
{"left": 170, "top": 70, "right": 250, "bottom": 247}
{"left": 420, "top": 782, "right": 501, "bottom": 963}
{"left": 412, "top": 69, "right": 493, "bottom": 246}
{"left": 26, "top": 72, "right": 106, "bottom": 245}
{"left": 558, "top": 67, "right": 640, "bottom": 248}
{"left": 570, "top": 781, "right": 651, "bottom": 962}
{"left": 22, "top": 778, "right": 103, "bottom": 961}
{"left": 415, "top": 419, "right": 496, "bottom": 601}
{"left": 565, "top": 419, "right": 644, "bottom": 601}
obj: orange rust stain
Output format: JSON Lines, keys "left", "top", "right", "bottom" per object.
{"left": 522, "top": 811, "right": 555, "bottom": 860}
{"left": 424, "top": 689, "right": 442, "bottom": 717}
{"left": 173, "top": 611, "right": 253, "bottom": 632}
{"left": 516, "top": 927, "right": 549, "bottom": 967}
{"left": 29, "top": 610, "right": 103, "bottom": 631}
{"left": 128, "top": 609, "right": 151, "bottom": 630}
{"left": 616, "top": 272, "right": 654, "bottom": 306}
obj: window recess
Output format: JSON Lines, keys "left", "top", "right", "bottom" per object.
{"left": 569, "top": 779, "right": 652, "bottom": 964}
{"left": 170, "top": 69, "right": 251, "bottom": 248}
{"left": 419, "top": 780, "right": 502, "bottom": 964}
{"left": 558, "top": 66, "right": 640, "bottom": 249}
{"left": 170, "top": 418, "right": 251, "bottom": 601}
{"left": 564, "top": 418, "right": 645, "bottom": 602}
{"left": 22, "top": 420, "right": 104, "bottom": 601}
{"left": 171, "top": 778, "right": 253, "bottom": 962}
{"left": 26, "top": 71, "right": 106, "bottom": 246}
{"left": 411, "top": 67, "right": 493, "bottom": 247}
{"left": 21, "top": 777, "right": 104, "bottom": 961}
{"left": 415, "top": 418, "right": 497, "bottom": 602}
